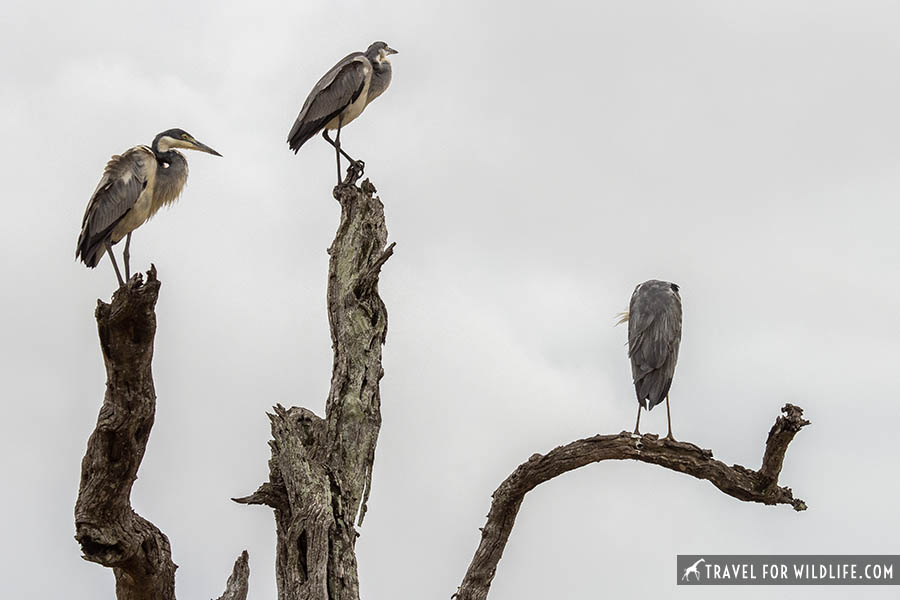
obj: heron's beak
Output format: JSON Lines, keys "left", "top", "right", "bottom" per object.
{"left": 191, "top": 139, "right": 222, "bottom": 157}
{"left": 386, "top": 46, "right": 398, "bottom": 55}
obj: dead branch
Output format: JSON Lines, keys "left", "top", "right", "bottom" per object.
{"left": 454, "top": 404, "right": 810, "bottom": 600}
{"left": 215, "top": 550, "right": 251, "bottom": 600}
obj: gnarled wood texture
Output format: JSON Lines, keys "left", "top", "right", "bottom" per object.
{"left": 454, "top": 404, "right": 810, "bottom": 600}
{"left": 215, "top": 550, "right": 251, "bottom": 600}
{"left": 74, "top": 268, "right": 249, "bottom": 600}
{"left": 236, "top": 164, "right": 393, "bottom": 600}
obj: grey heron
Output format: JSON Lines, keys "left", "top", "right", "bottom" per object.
{"left": 287, "top": 41, "right": 398, "bottom": 183}
{"left": 618, "top": 280, "right": 683, "bottom": 440}
{"left": 76, "top": 128, "right": 221, "bottom": 287}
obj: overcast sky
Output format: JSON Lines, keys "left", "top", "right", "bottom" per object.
{"left": 2, "top": 1, "right": 899, "bottom": 598}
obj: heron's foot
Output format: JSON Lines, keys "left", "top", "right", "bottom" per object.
{"left": 665, "top": 433, "right": 677, "bottom": 442}
{"left": 348, "top": 159, "right": 365, "bottom": 177}
{"left": 339, "top": 160, "right": 366, "bottom": 186}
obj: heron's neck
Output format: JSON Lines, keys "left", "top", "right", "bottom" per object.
{"left": 154, "top": 148, "right": 180, "bottom": 165}
{"left": 368, "top": 63, "right": 393, "bottom": 103}
{"left": 150, "top": 151, "right": 189, "bottom": 212}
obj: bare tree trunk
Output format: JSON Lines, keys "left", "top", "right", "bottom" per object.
{"left": 74, "top": 267, "right": 249, "bottom": 600}
{"left": 454, "top": 404, "right": 810, "bottom": 600}
{"left": 236, "top": 165, "right": 393, "bottom": 600}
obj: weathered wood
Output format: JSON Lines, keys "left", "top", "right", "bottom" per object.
{"left": 236, "top": 164, "right": 392, "bottom": 600}
{"left": 215, "top": 550, "right": 251, "bottom": 600}
{"left": 74, "top": 267, "right": 249, "bottom": 600}
{"left": 454, "top": 404, "right": 810, "bottom": 600}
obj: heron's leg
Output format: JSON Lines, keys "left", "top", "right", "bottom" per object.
{"left": 334, "top": 115, "right": 344, "bottom": 182}
{"left": 665, "top": 394, "right": 675, "bottom": 441}
{"left": 123, "top": 232, "right": 132, "bottom": 280}
{"left": 633, "top": 403, "right": 642, "bottom": 435}
{"left": 322, "top": 126, "right": 365, "bottom": 182}
{"left": 334, "top": 116, "right": 365, "bottom": 174}
{"left": 322, "top": 129, "right": 358, "bottom": 164}
{"left": 105, "top": 242, "right": 125, "bottom": 288}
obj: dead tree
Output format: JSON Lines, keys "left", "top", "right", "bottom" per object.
{"left": 74, "top": 165, "right": 808, "bottom": 600}
{"left": 74, "top": 267, "right": 249, "bottom": 600}
{"left": 235, "top": 165, "right": 393, "bottom": 600}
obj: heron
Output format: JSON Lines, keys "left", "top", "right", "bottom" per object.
{"left": 617, "top": 280, "right": 683, "bottom": 440}
{"left": 76, "top": 128, "right": 221, "bottom": 287}
{"left": 287, "top": 41, "right": 398, "bottom": 183}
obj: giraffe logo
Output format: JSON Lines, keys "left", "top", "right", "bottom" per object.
{"left": 682, "top": 558, "right": 705, "bottom": 582}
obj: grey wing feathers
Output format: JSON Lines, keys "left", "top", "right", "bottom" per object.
{"left": 287, "top": 54, "right": 369, "bottom": 152}
{"left": 75, "top": 147, "right": 153, "bottom": 268}
{"left": 627, "top": 282, "right": 683, "bottom": 410}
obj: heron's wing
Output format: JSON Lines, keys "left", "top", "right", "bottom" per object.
{"left": 628, "top": 284, "right": 683, "bottom": 380}
{"left": 287, "top": 54, "right": 371, "bottom": 151}
{"left": 76, "top": 146, "right": 155, "bottom": 267}
{"left": 628, "top": 287, "right": 681, "bottom": 407}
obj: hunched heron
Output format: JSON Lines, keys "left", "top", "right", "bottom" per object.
{"left": 76, "top": 128, "right": 221, "bottom": 287}
{"left": 618, "top": 280, "right": 683, "bottom": 440}
{"left": 287, "top": 41, "right": 398, "bottom": 183}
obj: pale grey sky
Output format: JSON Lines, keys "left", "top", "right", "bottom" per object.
{"left": 1, "top": 1, "right": 899, "bottom": 598}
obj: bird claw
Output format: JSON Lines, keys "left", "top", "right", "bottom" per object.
{"left": 339, "top": 160, "right": 366, "bottom": 187}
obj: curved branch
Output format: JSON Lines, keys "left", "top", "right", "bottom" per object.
{"left": 74, "top": 268, "right": 250, "bottom": 600}
{"left": 454, "top": 404, "right": 810, "bottom": 600}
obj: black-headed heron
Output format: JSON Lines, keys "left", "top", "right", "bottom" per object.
{"left": 76, "top": 129, "right": 221, "bottom": 287}
{"left": 618, "top": 280, "right": 683, "bottom": 440}
{"left": 287, "top": 41, "right": 398, "bottom": 183}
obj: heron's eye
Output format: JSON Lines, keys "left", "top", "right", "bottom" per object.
{"left": 181, "top": 133, "right": 190, "bottom": 140}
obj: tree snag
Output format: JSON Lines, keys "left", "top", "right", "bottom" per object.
{"left": 74, "top": 267, "right": 249, "bottom": 600}
{"left": 235, "top": 164, "right": 393, "bottom": 600}
{"left": 216, "top": 551, "right": 251, "bottom": 600}
{"left": 454, "top": 404, "right": 810, "bottom": 600}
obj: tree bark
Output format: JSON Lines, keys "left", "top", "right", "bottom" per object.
{"left": 236, "top": 164, "right": 393, "bottom": 600}
{"left": 216, "top": 550, "right": 251, "bottom": 600}
{"left": 454, "top": 404, "right": 810, "bottom": 600}
{"left": 74, "top": 267, "right": 249, "bottom": 600}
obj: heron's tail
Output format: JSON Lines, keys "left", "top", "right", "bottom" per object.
{"left": 287, "top": 128, "right": 316, "bottom": 153}
{"left": 287, "top": 116, "right": 330, "bottom": 154}
{"left": 635, "top": 375, "right": 672, "bottom": 411}
{"left": 75, "top": 232, "right": 105, "bottom": 269}
{"left": 288, "top": 107, "right": 344, "bottom": 154}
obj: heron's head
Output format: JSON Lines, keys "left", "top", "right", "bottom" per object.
{"left": 365, "top": 41, "right": 398, "bottom": 67}
{"left": 152, "top": 129, "right": 222, "bottom": 157}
